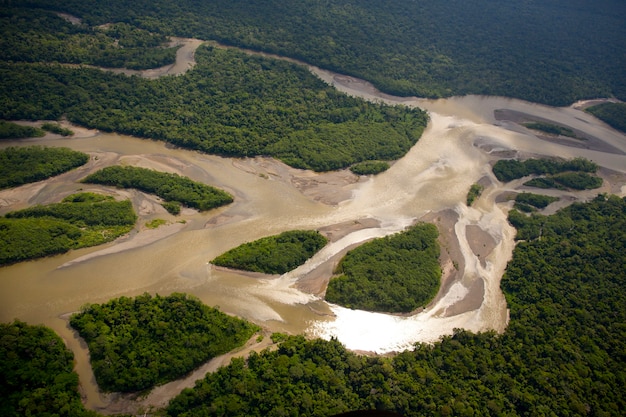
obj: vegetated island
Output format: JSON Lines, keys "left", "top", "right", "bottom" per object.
{"left": 466, "top": 183, "right": 484, "bottom": 206}
{"left": 0, "top": 192, "right": 136, "bottom": 266}
{"left": 81, "top": 165, "right": 233, "bottom": 215}
{"left": 211, "top": 230, "right": 328, "bottom": 275}
{"left": 522, "top": 121, "right": 580, "bottom": 140}
{"left": 69, "top": 292, "right": 260, "bottom": 393}
{"left": 0, "top": 44, "right": 428, "bottom": 172}
{"left": 585, "top": 102, "right": 626, "bottom": 134}
{"left": 513, "top": 192, "right": 559, "bottom": 213}
{"left": 0, "top": 320, "right": 99, "bottom": 417}
{"left": 325, "top": 223, "right": 440, "bottom": 313}
{"left": 0, "top": 145, "right": 89, "bottom": 190}
{"left": 165, "top": 195, "right": 626, "bottom": 416}
{"left": 0, "top": 121, "right": 45, "bottom": 139}
{"left": 492, "top": 157, "right": 602, "bottom": 190}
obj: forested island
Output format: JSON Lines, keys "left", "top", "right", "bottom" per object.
{"left": 211, "top": 230, "right": 328, "bottom": 275}
{"left": 325, "top": 223, "right": 440, "bottom": 313}
{"left": 0, "top": 146, "right": 88, "bottom": 189}
{"left": 69, "top": 293, "right": 260, "bottom": 392}
{"left": 82, "top": 165, "right": 234, "bottom": 214}
{"left": 585, "top": 102, "right": 626, "bottom": 134}
{"left": 0, "top": 193, "right": 136, "bottom": 265}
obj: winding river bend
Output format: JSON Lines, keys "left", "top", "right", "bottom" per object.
{"left": 1, "top": 40, "right": 625, "bottom": 411}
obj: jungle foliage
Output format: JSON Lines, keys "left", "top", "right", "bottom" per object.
{"left": 10, "top": 0, "right": 625, "bottom": 105}
{"left": 523, "top": 172, "right": 603, "bottom": 191}
{"left": 0, "top": 321, "right": 99, "bottom": 417}
{"left": 166, "top": 195, "right": 626, "bottom": 417}
{"left": 41, "top": 122, "right": 73, "bottom": 136}
{"left": 0, "top": 121, "right": 44, "bottom": 139}
{"left": 0, "top": 7, "right": 177, "bottom": 70}
{"left": 325, "top": 223, "right": 440, "bottom": 313}
{"left": 0, "top": 45, "right": 428, "bottom": 172}
{"left": 513, "top": 192, "right": 559, "bottom": 212}
{"left": 0, "top": 145, "right": 88, "bottom": 189}
{"left": 70, "top": 292, "right": 260, "bottom": 393}
{"left": 211, "top": 230, "right": 328, "bottom": 275}
{"left": 82, "top": 165, "right": 233, "bottom": 212}
{"left": 585, "top": 102, "right": 626, "bottom": 134}
{"left": 1, "top": 192, "right": 136, "bottom": 265}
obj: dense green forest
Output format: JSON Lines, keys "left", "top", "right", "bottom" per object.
{"left": 349, "top": 161, "right": 390, "bottom": 176}
{"left": 0, "top": 146, "right": 88, "bottom": 189}
{"left": 0, "top": 121, "right": 44, "bottom": 139}
{"left": 586, "top": 102, "right": 626, "bottom": 134}
{"left": 0, "top": 321, "right": 99, "bottom": 417}
{"left": 211, "top": 230, "right": 328, "bottom": 275}
{"left": 70, "top": 292, "right": 260, "bottom": 392}
{"left": 1, "top": 192, "right": 136, "bottom": 265}
{"left": 166, "top": 195, "right": 626, "bottom": 416}
{"left": 0, "top": 7, "right": 178, "bottom": 70}
{"left": 466, "top": 183, "right": 484, "bottom": 206}
{"left": 523, "top": 172, "right": 603, "bottom": 191}
{"left": 0, "top": 44, "right": 428, "bottom": 171}
{"left": 82, "top": 165, "right": 233, "bottom": 214}
{"left": 9, "top": 0, "right": 625, "bottom": 105}
{"left": 325, "top": 223, "right": 440, "bottom": 313}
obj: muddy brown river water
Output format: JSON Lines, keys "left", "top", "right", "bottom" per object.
{"left": 1, "top": 40, "right": 625, "bottom": 411}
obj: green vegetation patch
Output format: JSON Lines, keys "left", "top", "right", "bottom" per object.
{"left": 0, "top": 121, "right": 44, "bottom": 139}
{"left": 211, "top": 230, "right": 328, "bottom": 275}
{"left": 492, "top": 157, "right": 598, "bottom": 182}
{"left": 166, "top": 195, "right": 626, "bottom": 417}
{"left": 349, "top": 160, "right": 390, "bottom": 175}
{"left": 0, "top": 145, "right": 89, "bottom": 189}
{"left": 522, "top": 121, "right": 578, "bottom": 139}
{"left": 145, "top": 218, "right": 168, "bottom": 229}
{"left": 82, "top": 165, "right": 233, "bottom": 212}
{"left": 466, "top": 183, "right": 484, "bottom": 206}
{"left": 41, "top": 122, "right": 73, "bottom": 137}
{"left": 586, "top": 102, "right": 626, "bottom": 134}
{"left": 0, "top": 320, "right": 98, "bottom": 417}
{"left": 69, "top": 292, "right": 260, "bottom": 392}
{"left": 325, "top": 223, "right": 440, "bottom": 313}
{"left": 1, "top": 192, "right": 136, "bottom": 265}
{"left": 524, "top": 172, "right": 602, "bottom": 191}
{"left": 513, "top": 192, "right": 559, "bottom": 212}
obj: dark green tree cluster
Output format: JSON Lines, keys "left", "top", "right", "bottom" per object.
{"left": 41, "top": 122, "right": 74, "bottom": 136}
{"left": 0, "top": 121, "right": 44, "bottom": 139}
{"left": 524, "top": 172, "right": 603, "bottom": 191}
{"left": 69, "top": 292, "right": 260, "bottom": 392}
{"left": 14, "top": 0, "right": 625, "bottom": 105}
{"left": 82, "top": 165, "right": 233, "bottom": 213}
{"left": 0, "top": 320, "right": 99, "bottom": 417}
{"left": 522, "top": 122, "right": 578, "bottom": 139}
{"left": 166, "top": 195, "right": 626, "bottom": 416}
{"left": 492, "top": 157, "right": 598, "bottom": 183}
{"left": 513, "top": 192, "right": 559, "bottom": 212}
{"left": 1, "top": 192, "right": 136, "bottom": 265}
{"left": 0, "top": 45, "right": 428, "bottom": 172}
{"left": 349, "top": 161, "right": 390, "bottom": 176}
{"left": 325, "top": 223, "right": 440, "bottom": 313}
{"left": 211, "top": 230, "right": 328, "bottom": 275}
{"left": 466, "top": 183, "right": 484, "bottom": 206}
{"left": 585, "top": 102, "right": 626, "bottom": 134}
{"left": 0, "top": 146, "right": 88, "bottom": 189}
{"left": 0, "top": 7, "right": 177, "bottom": 70}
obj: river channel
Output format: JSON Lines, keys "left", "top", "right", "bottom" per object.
{"left": 1, "top": 41, "right": 625, "bottom": 411}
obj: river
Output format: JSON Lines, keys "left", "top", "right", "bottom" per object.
{"left": 1, "top": 41, "right": 625, "bottom": 412}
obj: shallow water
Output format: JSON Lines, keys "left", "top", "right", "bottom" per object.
{"left": 1, "top": 70, "right": 625, "bottom": 407}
